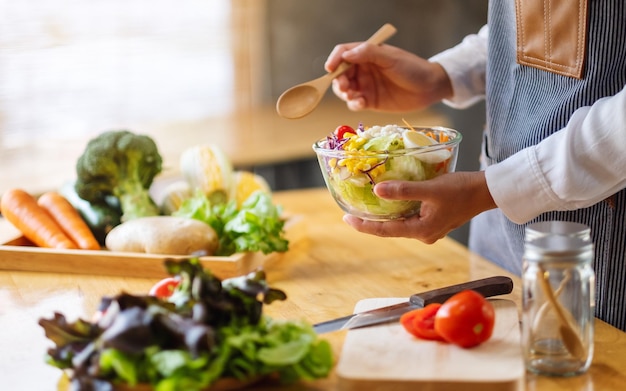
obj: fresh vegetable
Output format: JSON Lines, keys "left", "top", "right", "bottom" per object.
{"left": 149, "top": 277, "right": 180, "bottom": 298}
{"left": 105, "top": 216, "right": 219, "bottom": 256}
{"left": 400, "top": 303, "right": 445, "bottom": 341}
{"left": 59, "top": 180, "right": 122, "bottom": 246}
{"left": 174, "top": 190, "right": 289, "bottom": 256}
{"left": 315, "top": 124, "right": 459, "bottom": 219}
{"left": 177, "top": 144, "right": 274, "bottom": 211}
{"left": 0, "top": 188, "right": 77, "bottom": 249}
{"left": 158, "top": 180, "right": 193, "bottom": 215}
{"left": 74, "top": 130, "right": 163, "bottom": 222}
{"left": 434, "top": 290, "right": 495, "bottom": 348}
{"left": 230, "top": 171, "right": 271, "bottom": 208}
{"left": 401, "top": 290, "right": 495, "bottom": 348}
{"left": 180, "top": 144, "right": 234, "bottom": 199}
{"left": 39, "top": 259, "right": 333, "bottom": 389}
{"left": 37, "top": 191, "right": 101, "bottom": 250}
{"left": 334, "top": 124, "right": 355, "bottom": 139}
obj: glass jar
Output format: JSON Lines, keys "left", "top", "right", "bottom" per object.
{"left": 522, "top": 222, "right": 595, "bottom": 376}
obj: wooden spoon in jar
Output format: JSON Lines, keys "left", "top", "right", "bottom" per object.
{"left": 275, "top": 23, "right": 397, "bottom": 119}
{"left": 537, "top": 269, "right": 586, "bottom": 360}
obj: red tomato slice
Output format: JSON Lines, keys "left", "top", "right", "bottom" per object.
{"left": 149, "top": 277, "right": 180, "bottom": 298}
{"left": 400, "top": 303, "right": 446, "bottom": 341}
{"left": 334, "top": 125, "right": 355, "bottom": 139}
{"left": 434, "top": 290, "right": 495, "bottom": 348}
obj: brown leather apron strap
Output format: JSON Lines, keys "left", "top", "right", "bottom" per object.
{"left": 515, "top": 0, "right": 589, "bottom": 79}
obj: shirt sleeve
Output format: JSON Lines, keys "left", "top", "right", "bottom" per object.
{"left": 429, "top": 25, "right": 489, "bottom": 109}
{"left": 485, "top": 85, "right": 626, "bottom": 223}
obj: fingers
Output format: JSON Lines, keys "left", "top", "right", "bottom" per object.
{"left": 331, "top": 78, "right": 349, "bottom": 97}
{"left": 331, "top": 78, "right": 367, "bottom": 111}
{"left": 324, "top": 42, "right": 361, "bottom": 72}
{"left": 341, "top": 42, "right": 380, "bottom": 64}
{"left": 326, "top": 41, "right": 392, "bottom": 111}
{"left": 343, "top": 214, "right": 412, "bottom": 238}
{"left": 325, "top": 41, "right": 388, "bottom": 72}
{"left": 347, "top": 98, "right": 367, "bottom": 111}
{"left": 327, "top": 42, "right": 368, "bottom": 110}
{"left": 343, "top": 214, "right": 444, "bottom": 244}
{"left": 374, "top": 180, "right": 432, "bottom": 201}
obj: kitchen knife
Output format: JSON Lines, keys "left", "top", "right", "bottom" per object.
{"left": 314, "top": 275, "right": 513, "bottom": 334}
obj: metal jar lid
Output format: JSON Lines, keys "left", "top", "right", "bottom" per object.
{"left": 525, "top": 221, "right": 591, "bottom": 242}
{"left": 524, "top": 234, "right": 594, "bottom": 263}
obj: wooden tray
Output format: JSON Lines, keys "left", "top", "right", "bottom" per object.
{"left": 336, "top": 298, "right": 524, "bottom": 391}
{"left": 0, "top": 215, "right": 305, "bottom": 279}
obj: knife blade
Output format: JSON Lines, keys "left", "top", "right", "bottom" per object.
{"left": 313, "top": 275, "right": 513, "bottom": 334}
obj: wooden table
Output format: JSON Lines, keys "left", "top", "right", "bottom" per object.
{"left": 1, "top": 188, "right": 625, "bottom": 390}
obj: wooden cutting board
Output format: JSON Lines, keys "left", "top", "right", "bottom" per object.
{"left": 336, "top": 298, "right": 524, "bottom": 391}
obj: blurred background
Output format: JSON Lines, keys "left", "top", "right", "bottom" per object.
{"left": 0, "top": 0, "right": 487, "bottom": 244}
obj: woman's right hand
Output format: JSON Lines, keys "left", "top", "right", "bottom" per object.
{"left": 324, "top": 42, "right": 453, "bottom": 112}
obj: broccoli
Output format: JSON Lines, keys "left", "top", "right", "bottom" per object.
{"left": 75, "top": 130, "right": 163, "bottom": 222}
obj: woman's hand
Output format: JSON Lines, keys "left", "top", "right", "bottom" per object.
{"left": 343, "top": 172, "right": 496, "bottom": 243}
{"left": 325, "top": 42, "right": 453, "bottom": 112}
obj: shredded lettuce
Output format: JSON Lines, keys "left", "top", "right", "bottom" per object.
{"left": 332, "top": 177, "right": 421, "bottom": 216}
{"left": 328, "top": 154, "right": 427, "bottom": 217}
{"left": 174, "top": 190, "right": 289, "bottom": 255}
{"left": 362, "top": 133, "right": 403, "bottom": 151}
{"left": 381, "top": 155, "right": 426, "bottom": 181}
{"left": 319, "top": 128, "right": 455, "bottom": 218}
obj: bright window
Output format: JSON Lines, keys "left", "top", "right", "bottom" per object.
{"left": 0, "top": 0, "right": 234, "bottom": 147}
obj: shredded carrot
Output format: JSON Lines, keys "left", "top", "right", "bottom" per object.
{"left": 401, "top": 118, "right": 416, "bottom": 132}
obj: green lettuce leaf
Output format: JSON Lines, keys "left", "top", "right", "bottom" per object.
{"left": 174, "top": 190, "right": 289, "bottom": 255}
{"left": 39, "top": 259, "right": 332, "bottom": 390}
{"left": 362, "top": 134, "right": 404, "bottom": 151}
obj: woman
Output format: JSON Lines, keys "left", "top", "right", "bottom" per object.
{"left": 324, "top": 1, "right": 626, "bottom": 331}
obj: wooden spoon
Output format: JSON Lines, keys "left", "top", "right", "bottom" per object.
{"left": 275, "top": 23, "right": 397, "bottom": 119}
{"left": 536, "top": 269, "right": 586, "bottom": 360}
{"left": 532, "top": 270, "right": 571, "bottom": 333}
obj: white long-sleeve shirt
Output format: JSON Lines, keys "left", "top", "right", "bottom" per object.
{"left": 430, "top": 25, "right": 626, "bottom": 224}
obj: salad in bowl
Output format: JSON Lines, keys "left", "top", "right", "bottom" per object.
{"left": 312, "top": 124, "right": 461, "bottom": 221}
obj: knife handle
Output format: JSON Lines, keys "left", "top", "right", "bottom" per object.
{"left": 409, "top": 276, "right": 514, "bottom": 307}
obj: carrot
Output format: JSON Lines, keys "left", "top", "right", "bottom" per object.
{"left": 0, "top": 189, "right": 77, "bottom": 249}
{"left": 37, "top": 191, "right": 100, "bottom": 250}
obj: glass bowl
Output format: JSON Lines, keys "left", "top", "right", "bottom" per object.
{"left": 312, "top": 125, "right": 462, "bottom": 221}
